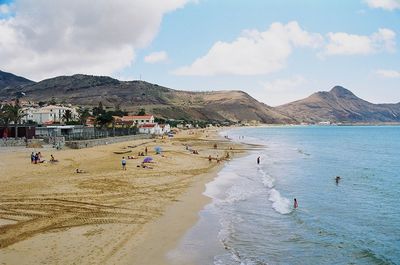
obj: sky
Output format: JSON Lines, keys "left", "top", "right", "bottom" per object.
{"left": 0, "top": 0, "right": 399, "bottom": 106}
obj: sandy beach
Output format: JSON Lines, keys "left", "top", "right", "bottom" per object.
{"left": 0, "top": 129, "right": 243, "bottom": 265}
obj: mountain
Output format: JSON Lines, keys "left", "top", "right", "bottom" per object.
{"left": 0, "top": 73, "right": 292, "bottom": 123}
{"left": 276, "top": 86, "right": 400, "bottom": 123}
{"left": 1, "top": 70, "right": 399, "bottom": 124}
{"left": 0, "top": 70, "right": 35, "bottom": 92}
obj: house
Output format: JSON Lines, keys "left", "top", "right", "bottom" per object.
{"left": 86, "top": 116, "right": 96, "bottom": 127}
{"left": 119, "top": 115, "right": 154, "bottom": 125}
{"left": 22, "top": 105, "right": 78, "bottom": 125}
{"left": 159, "top": 124, "right": 171, "bottom": 134}
{"left": 138, "top": 123, "right": 159, "bottom": 134}
{"left": 138, "top": 123, "right": 171, "bottom": 135}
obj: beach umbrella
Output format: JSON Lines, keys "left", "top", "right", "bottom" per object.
{"left": 143, "top": 157, "right": 153, "bottom": 163}
{"left": 154, "top": 146, "right": 162, "bottom": 154}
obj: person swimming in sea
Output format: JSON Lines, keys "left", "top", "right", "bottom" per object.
{"left": 335, "top": 176, "right": 341, "bottom": 185}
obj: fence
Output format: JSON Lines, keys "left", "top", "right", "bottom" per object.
{"left": 65, "top": 134, "right": 153, "bottom": 149}
{"left": 63, "top": 128, "right": 138, "bottom": 141}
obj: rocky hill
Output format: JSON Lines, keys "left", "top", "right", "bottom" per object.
{"left": 0, "top": 70, "right": 34, "bottom": 92}
{"left": 0, "top": 71, "right": 292, "bottom": 123}
{"left": 276, "top": 86, "right": 400, "bottom": 123}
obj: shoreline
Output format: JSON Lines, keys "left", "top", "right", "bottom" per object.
{"left": 126, "top": 128, "right": 251, "bottom": 265}
{"left": 120, "top": 164, "right": 225, "bottom": 265}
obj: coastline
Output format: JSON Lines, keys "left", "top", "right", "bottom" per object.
{"left": 119, "top": 128, "right": 248, "bottom": 265}
{"left": 0, "top": 128, "right": 245, "bottom": 264}
{"left": 119, "top": 164, "right": 225, "bottom": 265}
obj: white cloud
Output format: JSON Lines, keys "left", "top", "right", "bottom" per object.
{"left": 261, "top": 75, "right": 307, "bottom": 92}
{"left": 322, "top": 28, "right": 396, "bottom": 56}
{"left": 376, "top": 69, "right": 400, "bottom": 78}
{"left": 0, "top": 0, "right": 191, "bottom": 80}
{"left": 173, "top": 21, "right": 323, "bottom": 76}
{"left": 144, "top": 51, "right": 168, "bottom": 63}
{"left": 364, "top": 0, "right": 400, "bottom": 10}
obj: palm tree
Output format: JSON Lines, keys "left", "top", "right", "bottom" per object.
{"left": 4, "top": 100, "right": 26, "bottom": 138}
{"left": 62, "top": 109, "right": 73, "bottom": 124}
{"left": 0, "top": 104, "right": 10, "bottom": 126}
{"left": 77, "top": 107, "right": 91, "bottom": 125}
{"left": 0, "top": 104, "right": 11, "bottom": 137}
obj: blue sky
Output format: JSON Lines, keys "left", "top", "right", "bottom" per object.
{"left": 0, "top": 0, "right": 399, "bottom": 105}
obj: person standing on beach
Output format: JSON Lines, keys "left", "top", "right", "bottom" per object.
{"left": 257, "top": 156, "right": 260, "bottom": 165}
{"left": 31, "top": 152, "right": 35, "bottom": 164}
{"left": 294, "top": 198, "right": 298, "bottom": 209}
{"left": 145, "top": 146, "right": 148, "bottom": 155}
{"left": 122, "top": 157, "right": 127, "bottom": 170}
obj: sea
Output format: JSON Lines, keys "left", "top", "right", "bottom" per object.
{"left": 168, "top": 126, "right": 400, "bottom": 265}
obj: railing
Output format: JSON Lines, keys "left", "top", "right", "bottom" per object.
{"left": 63, "top": 128, "right": 137, "bottom": 141}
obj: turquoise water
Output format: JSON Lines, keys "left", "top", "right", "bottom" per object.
{"left": 170, "top": 126, "right": 400, "bottom": 265}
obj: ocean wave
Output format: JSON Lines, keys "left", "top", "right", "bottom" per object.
{"left": 222, "top": 186, "right": 258, "bottom": 204}
{"left": 268, "top": 189, "right": 292, "bottom": 214}
{"left": 204, "top": 171, "right": 241, "bottom": 200}
{"left": 259, "top": 168, "right": 274, "bottom": 188}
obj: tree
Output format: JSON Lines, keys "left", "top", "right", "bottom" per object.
{"left": 0, "top": 104, "right": 11, "bottom": 127}
{"left": 96, "top": 112, "right": 114, "bottom": 129}
{"left": 137, "top": 108, "right": 146, "bottom": 116}
{"left": 49, "top": 97, "right": 57, "bottom": 105}
{"left": 62, "top": 109, "right": 73, "bottom": 123}
{"left": 4, "top": 100, "right": 26, "bottom": 138}
{"left": 92, "top": 101, "right": 105, "bottom": 116}
{"left": 77, "top": 107, "right": 91, "bottom": 125}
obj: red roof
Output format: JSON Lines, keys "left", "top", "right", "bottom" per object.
{"left": 121, "top": 115, "right": 153, "bottom": 121}
{"left": 115, "top": 120, "right": 134, "bottom": 125}
{"left": 139, "top": 123, "right": 157, "bottom": 128}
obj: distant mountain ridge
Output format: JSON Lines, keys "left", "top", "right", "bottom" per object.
{"left": 0, "top": 70, "right": 34, "bottom": 91}
{"left": 0, "top": 70, "right": 399, "bottom": 124}
{"left": 276, "top": 86, "right": 400, "bottom": 123}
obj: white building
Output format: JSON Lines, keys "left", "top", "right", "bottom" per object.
{"left": 138, "top": 123, "right": 158, "bottom": 134}
{"left": 120, "top": 115, "right": 154, "bottom": 125}
{"left": 138, "top": 123, "right": 171, "bottom": 135}
{"left": 23, "top": 105, "right": 78, "bottom": 125}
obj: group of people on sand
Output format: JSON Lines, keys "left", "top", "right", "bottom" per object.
{"left": 30, "top": 152, "right": 44, "bottom": 164}
{"left": 208, "top": 154, "right": 220, "bottom": 163}
{"left": 136, "top": 146, "right": 149, "bottom": 157}
{"left": 31, "top": 152, "right": 44, "bottom": 164}
{"left": 31, "top": 152, "right": 59, "bottom": 164}
{"left": 121, "top": 156, "right": 155, "bottom": 171}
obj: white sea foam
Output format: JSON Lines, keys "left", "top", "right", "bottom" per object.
{"left": 204, "top": 170, "right": 241, "bottom": 200}
{"left": 259, "top": 168, "right": 274, "bottom": 188}
{"left": 268, "top": 189, "right": 292, "bottom": 214}
{"left": 223, "top": 186, "right": 256, "bottom": 204}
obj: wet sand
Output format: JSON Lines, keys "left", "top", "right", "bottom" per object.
{"left": 0, "top": 129, "right": 243, "bottom": 264}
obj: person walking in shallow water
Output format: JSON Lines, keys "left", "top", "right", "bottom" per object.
{"left": 257, "top": 156, "right": 260, "bottom": 165}
{"left": 294, "top": 198, "right": 298, "bottom": 209}
{"left": 122, "top": 157, "right": 127, "bottom": 170}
